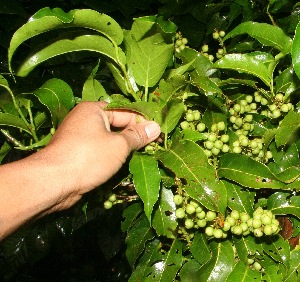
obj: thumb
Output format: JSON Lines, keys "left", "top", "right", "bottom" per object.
{"left": 120, "top": 121, "right": 161, "bottom": 151}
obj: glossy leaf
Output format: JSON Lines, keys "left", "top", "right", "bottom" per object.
{"left": 152, "top": 187, "right": 177, "bottom": 238}
{"left": 292, "top": 20, "right": 300, "bottom": 81}
{"left": 17, "top": 35, "right": 123, "bottom": 77}
{"left": 233, "top": 235, "right": 263, "bottom": 260}
{"left": 121, "top": 202, "right": 143, "bottom": 233}
{"left": 155, "top": 98, "right": 185, "bottom": 134}
{"left": 0, "top": 113, "right": 30, "bottom": 133}
{"left": 224, "top": 21, "right": 292, "bottom": 55}
{"left": 196, "top": 241, "right": 236, "bottom": 281}
{"left": 213, "top": 53, "right": 271, "bottom": 86}
{"left": 225, "top": 261, "right": 261, "bottom": 281}
{"left": 224, "top": 180, "right": 254, "bottom": 215}
{"left": 267, "top": 191, "right": 300, "bottom": 218}
{"left": 275, "top": 111, "right": 300, "bottom": 147}
{"left": 283, "top": 247, "right": 300, "bottom": 281}
{"left": 9, "top": 9, "right": 123, "bottom": 72}
{"left": 0, "top": 142, "right": 11, "bottom": 163}
{"left": 146, "top": 239, "right": 182, "bottom": 281}
{"left": 33, "top": 78, "right": 75, "bottom": 127}
{"left": 125, "top": 213, "right": 155, "bottom": 268}
{"left": 178, "top": 259, "right": 202, "bottom": 282}
{"left": 274, "top": 67, "right": 300, "bottom": 97}
{"left": 158, "top": 139, "right": 227, "bottom": 213}
{"left": 262, "top": 235, "right": 290, "bottom": 267}
{"left": 191, "top": 75, "right": 223, "bottom": 94}
{"left": 218, "top": 154, "right": 284, "bottom": 189}
{"left": 129, "top": 153, "right": 161, "bottom": 222}
{"left": 124, "top": 22, "right": 173, "bottom": 88}
{"left": 128, "top": 239, "right": 162, "bottom": 282}
{"left": 189, "top": 232, "right": 211, "bottom": 265}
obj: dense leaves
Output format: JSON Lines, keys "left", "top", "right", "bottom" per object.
{"left": 2, "top": 0, "right": 300, "bottom": 281}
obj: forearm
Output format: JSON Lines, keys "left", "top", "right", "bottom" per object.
{"left": 0, "top": 148, "right": 77, "bottom": 240}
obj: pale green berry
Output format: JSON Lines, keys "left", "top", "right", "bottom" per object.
{"left": 217, "top": 121, "right": 226, "bottom": 131}
{"left": 222, "top": 144, "right": 230, "bottom": 153}
{"left": 182, "top": 38, "right": 188, "bottom": 45}
{"left": 197, "top": 122, "right": 206, "bottom": 132}
{"left": 109, "top": 194, "right": 117, "bottom": 202}
{"left": 260, "top": 98, "right": 268, "bottom": 105}
{"left": 219, "top": 30, "right": 226, "bottom": 37}
{"left": 275, "top": 93, "right": 284, "bottom": 102}
{"left": 272, "top": 109, "right": 281, "bottom": 118}
{"left": 197, "top": 210, "right": 206, "bottom": 219}
{"left": 231, "top": 210, "right": 240, "bottom": 220}
{"left": 223, "top": 221, "right": 231, "bottom": 231}
{"left": 208, "top": 54, "right": 214, "bottom": 61}
{"left": 226, "top": 216, "right": 236, "bottom": 226}
{"left": 281, "top": 104, "right": 289, "bottom": 112}
{"left": 253, "top": 228, "right": 263, "bottom": 237}
{"left": 232, "top": 225, "right": 243, "bottom": 235}
{"left": 263, "top": 225, "right": 273, "bottom": 235}
{"left": 252, "top": 219, "right": 262, "bottom": 229}
{"left": 240, "top": 212, "right": 250, "bottom": 222}
{"left": 213, "top": 228, "right": 223, "bottom": 238}
{"left": 253, "top": 261, "right": 262, "bottom": 271}
{"left": 197, "top": 219, "right": 207, "bottom": 227}
{"left": 202, "top": 44, "right": 209, "bottom": 52}
{"left": 232, "top": 146, "right": 242, "bottom": 154}
{"left": 206, "top": 211, "right": 217, "bottom": 221}
{"left": 211, "top": 123, "right": 218, "bottom": 132}
{"left": 175, "top": 208, "right": 185, "bottom": 219}
{"left": 185, "top": 218, "right": 194, "bottom": 229}
{"left": 205, "top": 140, "right": 214, "bottom": 150}
{"left": 104, "top": 200, "right": 113, "bottom": 209}
{"left": 186, "top": 204, "right": 196, "bottom": 214}
{"left": 205, "top": 226, "right": 214, "bottom": 236}
{"left": 235, "top": 117, "right": 243, "bottom": 127}
{"left": 246, "top": 95, "right": 253, "bottom": 103}
{"left": 212, "top": 31, "right": 219, "bottom": 39}
{"left": 193, "top": 110, "right": 201, "bottom": 121}
{"left": 211, "top": 147, "right": 220, "bottom": 155}
{"left": 233, "top": 104, "right": 241, "bottom": 112}
{"left": 220, "top": 134, "right": 229, "bottom": 143}
{"left": 181, "top": 121, "right": 190, "bottom": 130}
{"left": 261, "top": 215, "right": 272, "bottom": 225}
{"left": 173, "top": 194, "right": 183, "bottom": 205}
{"left": 214, "top": 140, "right": 223, "bottom": 149}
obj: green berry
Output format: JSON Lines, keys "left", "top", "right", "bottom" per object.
{"left": 222, "top": 144, "right": 230, "bottom": 153}
{"left": 206, "top": 211, "right": 217, "bottom": 221}
{"left": 261, "top": 215, "right": 272, "bottom": 225}
{"left": 217, "top": 121, "right": 226, "bottom": 131}
{"left": 226, "top": 216, "right": 236, "bottom": 226}
{"left": 208, "top": 133, "right": 217, "bottom": 142}
{"left": 252, "top": 219, "right": 262, "bottom": 229}
{"left": 197, "top": 210, "right": 206, "bottom": 219}
{"left": 246, "top": 95, "right": 253, "bottom": 103}
{"left": 205, "top": 226, "right": 214, "bottom": 236}
{"left": 213, "top": 228, "right": 223, "bottom": 238}
{"left": 186, "top": 112, "right": 194, "bottom": 122}
{"left": 220, "top": 134, "right": 229, "bottom": 143}
{"left": 182, "top": 38, "right": 188, "bottom": 45}
{"left": 205, "top": 140, "right": 214, "bottom": 150}
{"left": 202, "top": 44, "right": 209, "bottom": 52}
{"left": 214, "top": 140, "right": 223, "bottom": 149}
{"left": 231, "top": 210, "right": 240, "bottom": 220}
{"left": 104, "top": 200, "right": 113, "bottom": 209}
{"left": 197, "top": 219, "right": 207, "bottom": 227}
{"left": 232, "top": 146, "right": 242, "bottom": 154}
{"left": 185, "top": 218, "right": 194, "bottom": 229}
{"left": 219, "top": 30, "right": 226, "bottom": 37}
{"left": 186, "top": 204, "right": 196, "bottom": 214}
{"left": 223, "top": 221, "right": 231, "bottom": 231}
{"left": 211, "top": 147, "right": 220, "bottom": 155}
{"left": 175, "top": 208, "right": 185, "bottom": 219}
{"left": 232, "top": 225, "right": 242, "bottom": 235}
{"left": 213, "top": 31, "right": 219, "bottom": 39}
{"left": 173, "top": 194, "right": 183, "bottom": 205}
{"left": 281, "top": 104, "right": 289, "bottom": 113}
{"left": 180, "top": 121, "right": 190, "bottom": 130}
{"left": 253, "top": 261, "right": 262, "bottom": 271}
{"left": 109, "top": 194, "right": 117, "bottom": 202}
{"left": 263, "top": 224, "right": 273, "bottom": 235}
{"left": 197, "top": 122, "right": 206, "bottom": 132}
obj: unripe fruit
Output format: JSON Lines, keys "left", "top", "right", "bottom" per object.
{"left": 109, "top": 194, "right": 117, "bottom": 202}
{"left": 220, "top": 134, "right": 229, "bottom": 143}
{"left": 205, "top": 141, "right": 214, "bottom": 150}
{"left": 176, "top": 39, "right": 182, "bottom": 46}
{"left": 231, "top": 210, "right": 240, "bottom": 220}
{"left": 186, "top": 204, "right": 196, "bottom": 214}
{"left": 173, "top": 195, "right": 183, "bottom": 205}
{"left": 233, "top": 104, "right": 241, "bottom": 112}
{"left": 232, "top": 146, "right": 242, "bottom": 154}
{"left": 261, "top": 215, "right": 272, "bottom": 225}
{"left": 211, "top": 147, "right": 220, "bottom": 156}
{"left": 252, "top": 219, "right": 262, "bottom": 229}
{"left": 263, "top": 225, "right": 273, "bottom": 235}
{"left": 240, "top": 212, "right": 250, "bottom": 222}
{"left": 186, "top": 112, "right": 194, "bottom": 122}
{"left": 226, "top": 216, "right": 236, "bottom": 227}
{"left": 253, "top": 261, "right": 262, "bottom": 271}
{"left": 197, "top": 219, "right": 207, "bottom": 227}
{"left": 272, "top": 109, "right": 281, "bottom": 118}
{"left": 214, "top": 140, "right": 223, "bottom": 149}
{"left": 197, "top": 210, "right": 206, "bottom": 219}
{"left": 275, "top": 93, "right": 284, "bottom": 102}
{"left": 197, "top": 122, "right": 206, "bottom": 132}
{"left": 223, "top": 221, "right": 231, "bottom": 231}
{"left": 175, "top": 208, "right": 185, "bottom": 219}
{"left": 222, "top": 144, "right": 230, "bottom": 153}
{"left": 232, "top": 225, "right": 242, "bottom": 235}
{"left": 213, "top": 31, "right": 219, "bottom": 39}
{"left": 246, "top": 95, "right": 253, "bottom": 103}
{"left": 206, "top": 211, "right": 217, "bottom": 221}
{"left": 205, "top": 226, "right": 214, "bottom": 236}
{"left": 208, "top": 54, "right": 214, "bottom": 61}
{"left": 202, "top": 44, "right": 209, "bottom": 52}
{"left": 219, "top": 30, "right": 226, "bottom": 37}
{"left": 280, "top": 104, "right": 289, "bottom": 112}
{"left": 217, "top": 121, "right": 226, "bottom": 131}
{"left": 104, "top": 200, "right": 113, "bottom": 209}
{"left": 213, "top": 228, "right": 223, "bottom": 238}
{"left": 208, "top": 133, "right": 217, "bottom": 142}
{"left": 181, "top": 121, "right": 190, "bottom": 130}
{"left": 185, "top": 218, "right": 194, "bottom": 229}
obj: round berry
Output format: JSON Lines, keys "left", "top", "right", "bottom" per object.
{"left": 173, "top": 195, "right": 183, "bottom": 205}
{"left": 104, "top": 200, "right": 113, "bottom": 209}
{"left": 202, "top": 44, "right": 209, "bottom": 52}
{"left": 213, "top": 228, "right": 223, "bottom": 238}
{"left": 197, "top": 219, "right": 207, "bottom": 227}
{"left": 211, "top": 147, "right": 220, "bottom": 156}
{"left": 222, "top": 144, "right": 230, "bottom": 153}
{"left": 214, "top": 140, "right": 223, "bottom": 149}
{"left": 175, "top": 208, "right": 185, "bottom": 219}
{"left": 217, "top": 121, "right": 225, "bottom": 131}
{"left": 181, "top": 121, "right": 190, "bottom": 130}
{"left": 231, "top": 210, "right": 240, "bottom": 220}
{"left": 252, "top": 219, "right": 262, "bottom": 229}
{"left": 219, "top": 30, "right": 226, "bottom": 37}
{"left": 109, "top": 194, "right": 117, "bottom": 202}
{"left": 205, "top": 141, "right": 214, "bottom": 150}
{"left": 206, "top": 211, "right": 217, "bottom": 221}
{"left": 197, "top": 210, "right": 206, "bottom": 219}
{"left": 213, "top": 32, "right": 219, "bottom": 39}
{"left": 205, "top": 226, "right": 214, "bottom": 236}
{"left": 280, "top": 104, "right": 289, "bottom": 112}
{"left": 186, "top": 204, "right": 196, "bottom": 214}
{"left": 185, "top": 218, "right": 194, "bottom": 229}
{"left": 182, "top": 38, "right": 188, "bottom": 45}
{"left": 197, "top": 122, "right": 206, "bottom": 132}
{"left": 253, "top": 261, "right": 262, "bottom": 271}
{"left": 263, "top": 225, "right": 273, "bottom": 235}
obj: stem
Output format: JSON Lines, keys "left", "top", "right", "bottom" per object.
{"left": 267, "top": 4, "right": 277, "bottom": 26}
{"left": 0, "top": 129, "right": 26, "bottom": 149}
{"left": 26, "top": 99, "right": 39, "bottom": 142}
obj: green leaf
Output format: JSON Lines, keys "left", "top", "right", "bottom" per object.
{"left": 189, "top": 232, "right": 211, "bottom": 265}
{"left": 146, "top": 239, "right": 183, "bottom": 281}
{"left": 292, "top": 21, "right": 300, "bottom": 81}
{"left": 267, "top": 191, "right": 300, "bottom": 218}
{"left": 152, "top": 187, "right": 177, "bottom": 238}
{"left": 30, "top": 7, "right": 74, "bottom": 22}
{"left": 121, "top": 202, "right": 143, "bottom": 233}
{"left": 196, "top": 241, "right": 236, "bottom": 281}
{"left": 191, "top": 75, "right": 223, "bottom": 94}
{"left": 155, "top": 98, "right": 185, "bottom": 134}
{"left": 262, "top": 235, "right": 290, "bottom": 268}
{"left": 0, "top": 113, "right": 30, "bottom": 133}
{"left": 283, "top": 247, "right": 300, "bottom": 281}
{"left": 33, "top": 78, "right": 75, "bottom": 127}
{"left": 17, "top": 34, "right": 123, "bottom": 77}
{"left": 158, "top": 139, "right": 227, "bottom": 213}
{"left": 125, "top": 213, "right": 155, "bottom": 268}
{"left": 233, "top": 235, "right": 263, "bottom": 260}
{"left": 274, "top": 67, "right": 300, "bottom": 97}
{"left": 9, "top": 9, "right": 124, "bottom": 72}
{"left": 218, "top": 154, "right": 284, "bottom": 189}
{"left": 124, "top": 23, "right": 173, "bottom": 88}
{"left": 275, "top": 111, "right": 300, "bottom": 147}
{"left": 178, "top": 259, "right": 202, "bottom": 282}
{"left": 129, "top": 239, "right": 162, "bottom": 282}
{"left": 224, "top": 180, "right": 254, "bottom": 215}
{"left": 213, "top": 54, "right": 271, "bottom": 86}
{"left": 224, "top": 21, "right": 292, "bottom": 55}
{"left": 82, "top": 63, "right": 111, "bottom": 102}
{"left": 0, "top": 142, "right": 11, "bottom": 163}
{"left": 225, "top": 261, "right": 261, "bottom": 281}
{"left": 129, "top": 153, "right": 161, "bottom": 223}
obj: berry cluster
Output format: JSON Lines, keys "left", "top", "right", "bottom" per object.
{"left": 174, "top": 193, "right": 280, "bottom": 239}
{"left": 201, "top": 30, "right": 226, "bottom": 62}
{"left": 180, "top": 109, "right": 202, "bottom": 131}
{"left": 174, "top": 32, "right": 188, "bottom": 53}
{"left": 103, "top": 193, "right": 117, "bottom": 209}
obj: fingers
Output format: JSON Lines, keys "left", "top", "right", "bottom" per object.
{"left": 120, "top": 121, "right": 161, "bottom": 151}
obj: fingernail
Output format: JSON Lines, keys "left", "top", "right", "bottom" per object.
{"left": 145, "top": 122, "right": 161, "bottom": 139}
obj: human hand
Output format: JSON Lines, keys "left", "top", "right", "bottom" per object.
{"left": 43, "top": 101, "right": 161, "bottom": 210}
